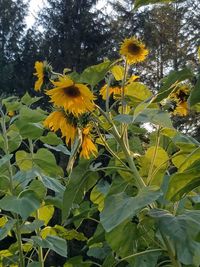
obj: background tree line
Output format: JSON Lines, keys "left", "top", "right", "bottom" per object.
{"left": 0, "top": 0, "right": 199, "bottom": 95}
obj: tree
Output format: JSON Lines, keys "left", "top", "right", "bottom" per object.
{"left": 37, "top": 0, "right": 110, "bottom": 72}
{"left": 0, "top": 0, "right": 28, "bottom": 95}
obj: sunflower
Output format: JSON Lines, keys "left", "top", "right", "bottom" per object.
{"left": 46, "top": 76, "right": 95, "bottom": 117}
{"left": 100, "top": 84, "right": 121, "bottom": 100}
{"left": 80, "top": 127, "right": 98, "bottom": 159}
{"left": 34, "top": 61, "right": 44, "bottom": 92}
{"left": 43, "top": 111, "right": 76, "bottom": 144}
{"left": 173, "top": 101, "right": 188, "bottom": 116}
{"left": 120, "top": 37, "right": 149, "bottom": 64}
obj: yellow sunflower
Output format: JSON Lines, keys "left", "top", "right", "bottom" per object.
{"left": 100, "top": 84, "right": 121, "bottom": 100}
{"left": 173, "top": 101, "right": 188, "bottom": 116}
{"left": 43, "top": 111, "right": 76, "bottom": 144}
{"left": 120, "top": 37, "right": 149, "bottom": 64}
{"left": 46, "top": 76, "right": 95, "bottom": 117}
{"left": 34, "top": 61, "right": 44, "bottom": 92}
{"left": 80, "top": 127, "right": 98, "bottom": 159}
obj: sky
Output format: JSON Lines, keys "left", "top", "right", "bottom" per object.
{"left": 25, "top": 0, "right": 112, "bottom": 28}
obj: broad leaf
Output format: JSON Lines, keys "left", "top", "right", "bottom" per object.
{"left": 32, "top": 235, "right": 67, "bottom": 257}
{"left": 100, "top": 186, "right": 161, "bottom": 232}
{"left": 79, "top": 60, "right": 111, "bottom": 87}
{"left": 0, "top": 191, "right": 40, "bottom": 220}
{"left": 153, "top": 68, "right": 193, "bottom": 102}
{"left": 189, "top": 75, "right": 200, "bottom": 107}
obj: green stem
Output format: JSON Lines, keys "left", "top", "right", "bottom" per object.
{"left": 28, "top": 139, "right": 44, "bottom": 267}
{"left": 0, "top": 109, "right": 25, "bottom": 267}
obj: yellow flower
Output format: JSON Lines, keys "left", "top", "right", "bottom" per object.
{"left": 80, "top": 127, "right": 97, "bottom": 159}
{"left": 43, "top": 111, "right": 76, "bottom": 144}
{"left": 173, "top": 101, "right": 188, "bottom": 116}
{"left": 120, "top": 37, "right": 148, "bottom": 64}
{"left": 34, "top": 61, "right": 44, "bottom": 92}
{"left": 100, "top": 84, "right": 121, "bottom": 100}
{"left": 8, "top": 111, "right": 15, "bottom": 117}
{"left": 46, "top": 76, "right": 95, "bottom": 117}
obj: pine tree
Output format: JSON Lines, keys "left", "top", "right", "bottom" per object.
{"left": 0, "top": 0, "right": 28, "bottom": 95}
{"left": 37, "top": 0, "right": 110, "bottom": 72}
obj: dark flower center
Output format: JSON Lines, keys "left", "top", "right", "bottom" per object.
{"left": 65, "top": 85, "right": 81, "bottom": 98}
{"left": 127, "top": 43, "right": 141, "bottom": 55}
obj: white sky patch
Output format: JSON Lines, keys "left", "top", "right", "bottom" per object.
{"left": 25, "top": 0, "right": 47, "bottom": 28}
{"left": 25, "top": 0, "right": 117, "bottom": 28}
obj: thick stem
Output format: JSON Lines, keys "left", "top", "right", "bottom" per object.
{"left": 28, "top": 139, "right": 44, "bottom": 267}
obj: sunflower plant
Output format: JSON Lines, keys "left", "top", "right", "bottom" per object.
{"left": 0, "top": 9, "right": 200, "bottom": 267}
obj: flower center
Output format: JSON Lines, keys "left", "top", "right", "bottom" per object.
{"left": 65, "top": 85, "right": 81, "bottom": 98}
{"left": 127, "top": 43, "right": 141, "bottom": 55}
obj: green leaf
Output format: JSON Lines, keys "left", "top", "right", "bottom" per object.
{"left": 188, "top": 75, "right": 200, "bottom": 107}
{"left": 166, "top": 160, "right": 200, "bottom": 201}
{"left": 44, "top": 144, "right": 71, "bottom": 155}
{"left": 0, "top": 219, "right": 16, "bottom": 241}
{"left": 40, "top": 175, "right": 65, "bottom": 194}
{"left": 79, "top": 60, "right": 111, "bottom": 87}
{"left": 62, "top": 160, "right": 96, "bottom": 222}
{"left": 149, "top": 209, "right": 200, "bottom": 265}
{"left": 15, "top": 120, "right": 44, "bottom": 139}
{"left": 18, "top": 106, "right": 46, "bottom": 123}
{"left": 54, "top": 225, "right": 87, "bottom": 241}
{"left": 16, "top": 151, "right": 32, "bottom": 171}
{"left": 105, "top": 221, "right": 137, "bottom": 258}
{"left": 115, "top": 108, "right": 173, "bottom": 128}
{"left": 100, "top": 186, "right": 161, "bottom": 232}
{"left": 134, "top": 0, "right": 173, "bottom": 9}
{"left": 0, "top": 191, "right": 40, "bottom": 220}
{"left": 40, "top": 132, "right": 62, "bottom": 145}
{"left": 27, "top": 262, "right": 40, "bottom": 267}
{"left": 32, "top": 235, "right": 67, "bottom": 257}
{"left": 90, "top": 180, "right": 111, "bottom": 211}
{"left": 21, "top": 220, "right": 44, "bottom": 234}
{"left": 29, "top": 180, "right": 47, "bottom": 200}
{"left": 36, "top": 205, "right": 54, "bottom": 226}
{"left": 0, "top": 154, "right": 13, "bottom": 168}
{"left": 21, "top": 92, "right": 42, "bottom": 106}
{"left": 64, "top": 256, "right": 92, "bottom": 267}
{"left": 154, "top": 68, "right": 193, "bottom": 102}
{"left": 34, "top": 148, "right": 63, "bottom": 176}
{"left": 126, "top": 82, "right": 152, "bottom": 102}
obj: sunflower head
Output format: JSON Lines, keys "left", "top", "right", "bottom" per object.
{"left": 173, "top": 101, "right": 188, "bottom": 116}
{"left": 34, "top": 61, "right": 45, "bottom": 92}
{"left": 43, "top": 110, "right": 77, "bottom": 144}
{"left": 46, "top": 76, "right": 95, "bottom": 117}
{"left": 120, "top": 37, "right": 149, "bottom": 64}
{"left": 80, "top": 127, "right": 98, "bottom": 159}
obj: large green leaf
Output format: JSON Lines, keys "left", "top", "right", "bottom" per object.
{"left": 153, "top": 68, "right": 193, "bottom": 102}
{"left": 40, "top": 175, "right": 65, "bottom": 194}
{"left": 34, "top": 148, "right": 63, "bottom": 176}
{"left": 134, "top": 0, "right": 173, "bottom": 9}
{"left": 79, "top": 60, "right": 111, "bottom": 87}
{"left": 100, "top": 186, "right": 161, "bottom": 232}
{"left": 0, "top": 219, "right": 16, "bottom": 241}
{"left": 188, "top": 75, "right": 200, "bottom": 107}
{"left": 64, "top": 256, "right": 92, "bottom": 267}
{"left": 166, "top": 160, "right": 200, "bottom": 201}
{"left": 62, "top": 160, "right": 97, "bottom": 222}
{"left": 21, "top": 92, "right": 42, "bottom": 106}
{"left": 149, "top": 209, "right": 200, "bottom": 265}
{"left": 32, "top": 235, "right": 67, "bottom": 257}
{"left": 105, "top": 221, "right": 137, "bottom": 259}
{"left": 115, "top": 108, "right": 173, "bottom": 128}
{"left": 0, "top": 190, "right": 40, "bottom": 220}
